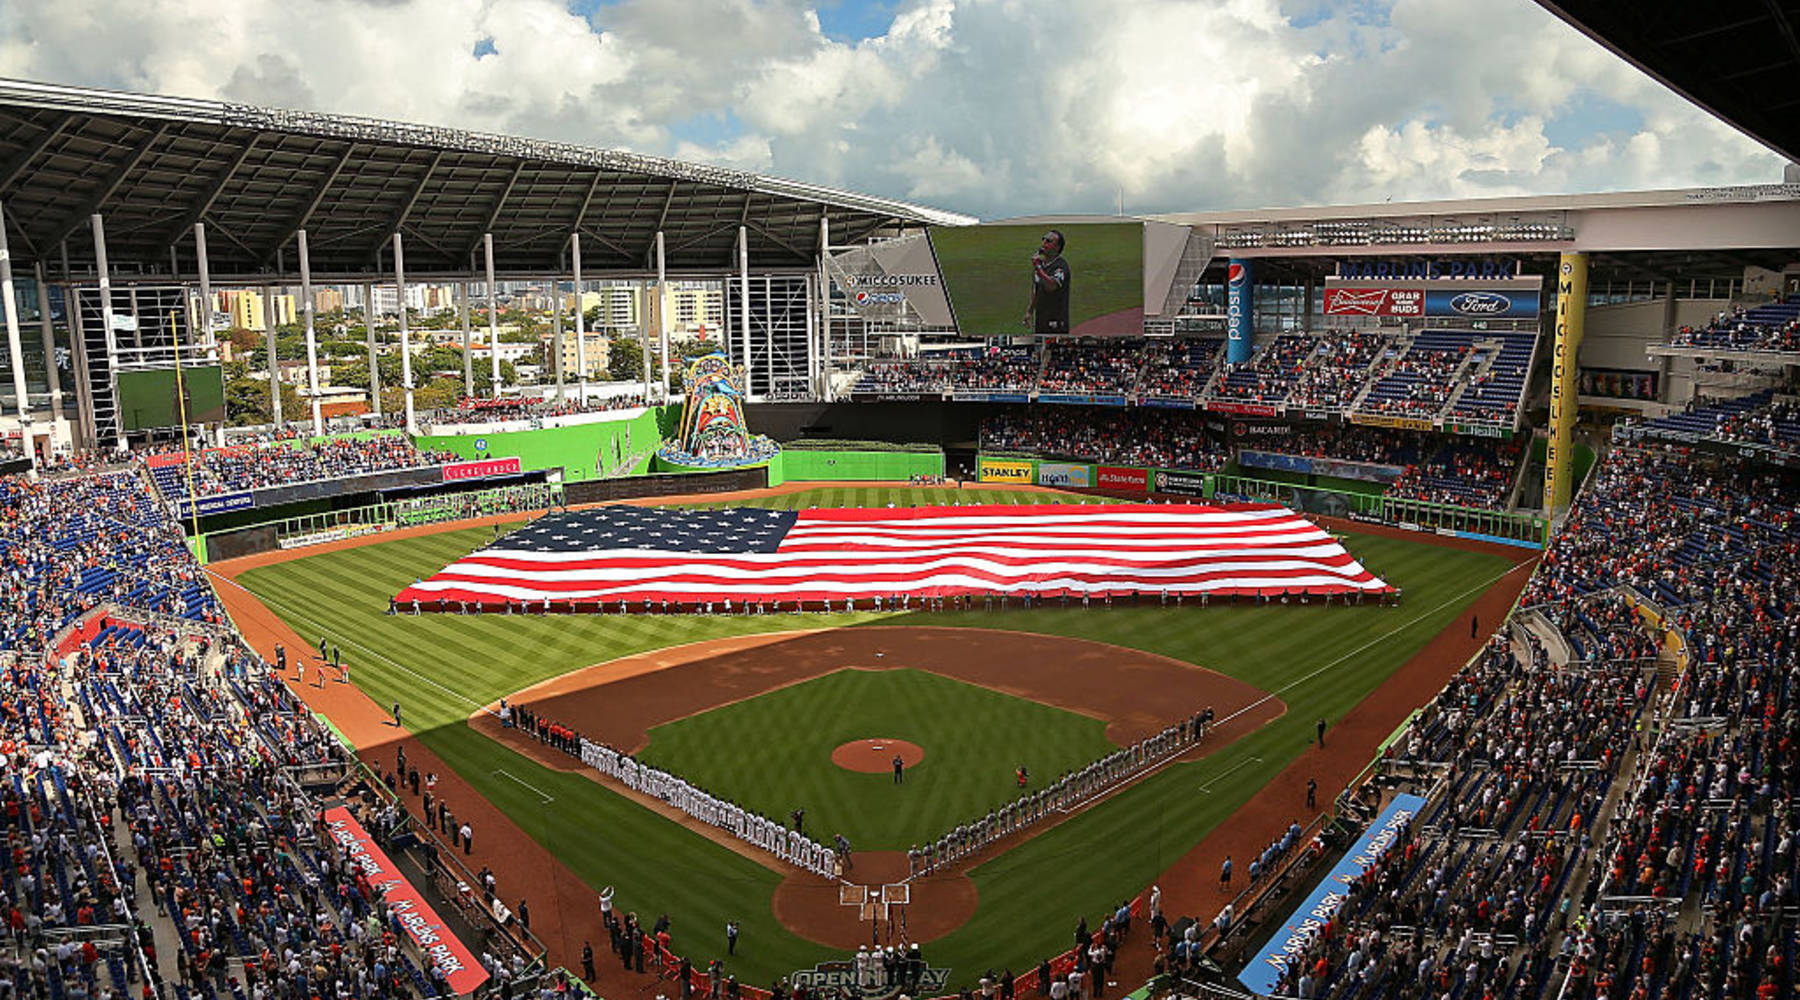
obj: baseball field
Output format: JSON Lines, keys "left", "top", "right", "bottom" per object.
{"left": 215, "top": 484, "right": 1529, "bottom": 991}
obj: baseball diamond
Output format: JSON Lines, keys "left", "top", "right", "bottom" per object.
{"left": 220, "top": 483, "right": 1527, "bottom": 990}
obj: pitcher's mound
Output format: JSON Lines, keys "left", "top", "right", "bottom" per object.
{"left": 832, "top": 738, "right": 924, "bottom": 773}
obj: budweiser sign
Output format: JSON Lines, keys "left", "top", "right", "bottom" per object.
{"left": 1322, "top": 287, "right": 1424, "bottom": 317}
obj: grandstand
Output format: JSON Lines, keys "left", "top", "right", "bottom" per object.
{"left": 0, "top": 5, "right": 1795, "bottom": 997}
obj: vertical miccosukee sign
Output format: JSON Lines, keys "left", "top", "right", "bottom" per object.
{"left": 1543, "top": 253, "right": 1587, "bottom": 515}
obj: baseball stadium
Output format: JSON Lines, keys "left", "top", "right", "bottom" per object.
{"left": 0, "top": 3, "right": 1796, "bottom": 1000}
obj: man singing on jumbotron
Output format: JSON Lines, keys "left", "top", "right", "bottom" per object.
{"left": 1022, "top": 229, "right": 1071, "bottom": 335}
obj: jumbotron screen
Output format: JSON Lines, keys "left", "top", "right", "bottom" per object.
{"left": 117, "top": 365, "right": 226, "bottom": 430}
{"left": 929, "top": 221, "right": 1145, "bottom": 337}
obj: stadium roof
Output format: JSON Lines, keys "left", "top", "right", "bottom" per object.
{"left": 1536, "top": 2, "right": 1800, "bottom": 166}
{"left": 0, "top": 78, "right": 976, "bottom": 282}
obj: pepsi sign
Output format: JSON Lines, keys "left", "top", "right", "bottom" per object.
{"left": 1225, "top": 258, "right": 1254, "bottom": 364}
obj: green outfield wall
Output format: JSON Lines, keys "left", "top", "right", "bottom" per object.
{"left": 767, "top": 447, "right": 944, "bottom": 485}
{"left": 415, "top": 408, "right": 673, "bottom": 482}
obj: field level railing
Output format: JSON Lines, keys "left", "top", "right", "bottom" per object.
{"left": 1210, "top": 473, "right": 1546, "bottom": 546}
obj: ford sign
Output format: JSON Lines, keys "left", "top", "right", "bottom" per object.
{"left": 1448, "top": 291, "right": 1511, "bottom": 315}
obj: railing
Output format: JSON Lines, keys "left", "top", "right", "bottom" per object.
{"left": 257, "top": 481, "right": 564, "bottom": 549}
{"left": 1210, "top": 473, "right": 1545, "bottom": 545}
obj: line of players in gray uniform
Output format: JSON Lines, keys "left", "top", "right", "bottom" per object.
{"left": 907, "top": 707, "right": 1214, "bottom": 877}
{"left": 580, "top": 737, "right": 838, "bottom": 876}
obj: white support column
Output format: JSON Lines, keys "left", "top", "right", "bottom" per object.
{"left": 297, "top": 230, "right": 323, "bottom": 436}
{"left": 804, "top": 272, "right": 817, "bottom": 401}
{"left": 737, "top": 225, "right": 751, "bottom": 395}
{"left": 0, "top": 202, "right": 35, "bottom": 470}
{"left": 91, "top": 214, "right": 123, "bottom": 452}
{"left": 817, "top": 216, "right": 831, "bottom": 401}
{"left": 193, "top": 225, "right": 213, "bottom": 444}
{"left": 394, "top": 232, "right": 415, "bottom": 434}
{"left": 639, "top": 280, "right": 652, "bottom": 403}
{"left": 364, "top": 282, "right": 381, "bottom": 418}
{"left": 483, "top": 233, "right": 500, "bottom": 396}
{"left": 571, "top": 232, "right": 587, "bottom": 402}
{"left": 263, "top": 284, "right": 282, "bottom": 427}
{"left": 33, "top": 262, "right": 62, "bottom": 425}
{"left": 459, "top": 279, "right": 473, "bottom": 398}
{"left": 552, "top": 287, "right": 565, "bottom": 400}
{"left": 655, "top": 231, "right": 670, "bottom": 401}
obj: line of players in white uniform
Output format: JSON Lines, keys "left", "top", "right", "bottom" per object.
{"left": 579, "top": 737, "right": 838, "bottom": 876}
{"left": 909, "top": 709, "right": 1213, "bottom": 876}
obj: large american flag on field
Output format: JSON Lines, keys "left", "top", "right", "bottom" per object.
{"left": 395, "top": 503, "right": 1391, "bottom": 609}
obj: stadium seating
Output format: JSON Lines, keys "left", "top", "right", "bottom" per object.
{"left": 847, "top": 329, "right": 1539, "bottom": 430}
{"left": 1669, "top": 295, "right": 1800, "bottom": 354}
{"left": 979, "top": 408, "right": 1228, "bottom": 471}
{"left": 146, "top": 436, "right": 460, "bottom": 500}
{"left": 1246, "top": 443, "right": 1800, "bottom": 1000}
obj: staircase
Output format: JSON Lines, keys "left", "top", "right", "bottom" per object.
{"left": 1146, "top": 230, "right": 1218, "bottom": 335}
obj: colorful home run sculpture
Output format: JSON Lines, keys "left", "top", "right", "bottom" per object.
{"left": 656, "top": 353, "right": 780, "bottom": 468}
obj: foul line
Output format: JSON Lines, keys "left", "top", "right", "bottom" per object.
{"left": 1214, "top": 558, "right": 1536, "bottom": 732}
{"left": 492, "top": 768, "right": 556, "bottom": 803}
{"left": 205, "top": 567, "right": 494, "bottom": 719}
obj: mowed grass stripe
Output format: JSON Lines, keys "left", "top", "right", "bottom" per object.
{"left": 233, "top": 486, "right": 1512, "bottom": 984}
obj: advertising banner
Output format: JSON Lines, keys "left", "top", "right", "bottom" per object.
{"left": 1323, "top": 285, "right": 1540, "bottom": 318}
{"left": 1138, "top": 397, "right": 1197, "bottom": 410}
{"left": 1322, "top": 286, "right": 1424, "bottom": 317}
{"left": 1037, "top": 393, "right": 1129, "bottom": 407}
{"left": 1238, "top": 451, "right": 1407, "bottom": 485}
{"left": 1151, "top": 469, "right": 1208, "bottom": 497}
{"left": 977, "top": 458, "right": 1035, "bottom": 484}
{"left": 442, "top": 457, "right": 524, "bottom": 482}
{"left": 1544, "top": 253, "right": 1587, "bottom": 512}
{"left": 1423, "top": 288, "right": 1540, "bottom": 318}
{"left": 1096, "top": 466, "right": 1148, "bottom": 493}
{"left": 1351, "top": 413, "right": 1436, "bottom": 432}
{"left": 1239, "top": 793, "right": 1426, "bottom": 995}
{"left": 321, "top": 807, "right": 489, "bottom": 995}
{"left": 1206, "top": 401, "right": 1282, "bottom": 418}
{"left": 1036, "top": 462, "right": 1093, "bottom": 488}
{"left": 1226, "top": 259, "right": 1254, "bottom": 364}
{"left": 175, "top": 491, "right": 254, "bottom": 518}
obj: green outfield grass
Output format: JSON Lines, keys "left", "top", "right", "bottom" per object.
{"left": 231, "top": 485, "right": 1515, "bottom": 988}
{"left": 638, "top": 669, "right": 1113, "bottom": 850}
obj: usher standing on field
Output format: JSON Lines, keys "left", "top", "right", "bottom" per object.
{"left": 1023, "top": 230, "right": 1071, "bottom": 335}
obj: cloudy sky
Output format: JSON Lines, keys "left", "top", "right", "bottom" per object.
{"left": 0, "top": 0, "right": 1784, "bottom": 219}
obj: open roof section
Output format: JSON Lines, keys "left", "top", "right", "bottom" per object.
{"left": 1536, "top": 1, "right": 1800, "bottom": 167}
{"left": 0, "top": 78, "right": 976, "bottom": 281}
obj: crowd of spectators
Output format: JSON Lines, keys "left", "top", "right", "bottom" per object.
{"left": 1385, "top": 438, "right": 1525, "bottom": 509}
{"left": 148, "top": 436, "right": 460, "bottom": 499}
{"left": 1038, "top": 341, "right": 1142, "bottom": 396}
{"left": 847, "top": 329, "right": 1535, "bottom": 425}
{"left": 423, "top": 395, "right": 649, "bottom": 425}
{"left": 1669, "top": 298, "right": 1800, "bottom": 354}
{"left": 1287, "top": 331, "right": 1387, "bottom": 411}
{"left": 1138, "top": 339, "right": 1222, "bottom": 399}
{"left": 1356, "top": 335, "right": 1474, "bottom": 418}
{"left": 979, "top": 408, "right": 1228, "bottom": 471}
{"left": 1239, "top": 441, "right": 1799, "bottom": 999}
{"left": 1710, "top": 397, "right": 1800, "bottom": 452}
{"left": 0, "top": 465, "right": 517, "bottom": 999}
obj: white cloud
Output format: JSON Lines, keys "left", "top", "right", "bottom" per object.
{"left": 0, "top": 0, "right": 1782, "bottom": 218}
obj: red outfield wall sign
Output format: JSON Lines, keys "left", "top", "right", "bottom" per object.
{"left": 1096, "top": 466, "right": 1148, "bottom": 492}
{"left": 442, "top": 457, "right": 523, "bottom": 482}
{"left": 321, "top": 807, "right": 490, "bottom": 995}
